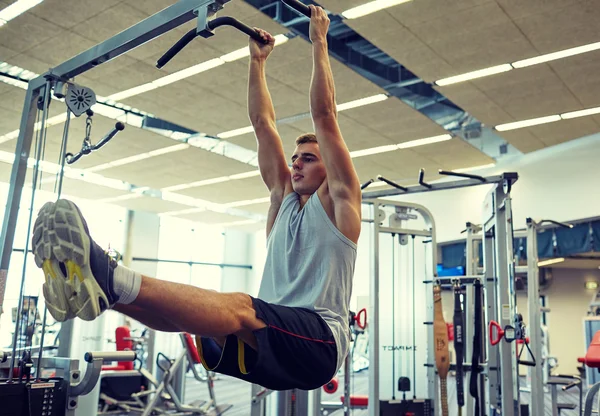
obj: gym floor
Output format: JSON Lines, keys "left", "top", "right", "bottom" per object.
{"left": 182, "top": 372, "right": 582, "bottom": 416}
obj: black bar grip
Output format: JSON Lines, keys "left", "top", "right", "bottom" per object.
{"left": 360, "top": 179, "right": 374, "bottom": 190}
{"left": 157, "top": 28, "right": 197, "bottom": 69}
{"left": 207, "top": 16, "right": 266, "bottom": 44}
{"left": 439, "top": 169, "right": 486, "bottom": 183}
{"left": 518, "top": 360, "right": 536, "bottom": 367}
{"left": 65, "top": 151, "right": 83, "bottom": 165}
{"left": 377, "top": 175, "right": 407, "bottom": 192}
{"left": 281, "top": 0, "right": 311, "bottom": 17}
{"left": 540, "top": 219, "right": 574, "bottom": 229}
{"left": 418, "top": 169, "right": 432, "bottom": 189}
{"left": 94, "top": 122, "right": 125, "bottom": 150}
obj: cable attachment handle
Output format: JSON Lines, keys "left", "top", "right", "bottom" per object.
{"left": 66, "top": 109, "right": 125, "bottom": 164}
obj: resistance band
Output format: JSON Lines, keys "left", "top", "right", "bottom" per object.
{"left": 469, "top": 279, "right": 483, "bottom": 416}
{"left": 433, "top": 284, "right": 450, "bottom": 416}
{"left": 453, "top": 283, "right": 466, "bottom": 414}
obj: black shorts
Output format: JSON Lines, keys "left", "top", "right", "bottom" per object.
{"left": 196, "top": 296, "right": 338, "bottom": 391}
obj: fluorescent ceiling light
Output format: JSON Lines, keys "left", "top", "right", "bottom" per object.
{"left": 538, "top": 258, "right": 565, "bottom": 267}
{"left": 435, "top": 64, "right": 513, "bottom": 87}
{"left": 342, "top": 0, "right": 411, "bottom": 19}
{"left": 92, "top": 103, "right": 125, "bottom": 119}
{"left": 152, "top": 58, "right": 224, "bottom": 87}
{"left": 224, "top": 196, "right": 270, "bottom": 208}
{"left": 148, "top": 143, "right": 190, "bottom": 156}
{"left": 512, "top": 41, "right": 600, "bottom": 68}
{"left": 229, "top": 170, "right": 261, "bottom": 180}
{"left": 0, "top": 0, "right": 44, "bottom": 25}
{"left": 87, "top": 144, "right": 189, "bottom": 172}
{"left": 107, "top": 83, "right": 159, "bottom": 101}
{"left": 220, "top": 47, "right": 250, "bottom": 63}
{"left": 561, "top": 106, "right": 600, "bottom": 120}
{"left": 397, "top": 134, "right": 452, "bottom": 149}
{"left": 495, "top": 115, "right": 561, "bottom": 131}
{"left": 0, "top": 74, "right": 28, "bottom": 89}
{"left": 217, "top": 126, "right": 255, "bottom": 139}
{"left": 337, "top": 94, "right": 388, "bottom": 111}
{"left": 350, "top": 144, "right": 398, "bottom": 158}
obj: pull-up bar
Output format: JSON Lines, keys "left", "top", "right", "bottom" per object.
{"left": 361, "top": 169, "right": 518, "bottom": 199}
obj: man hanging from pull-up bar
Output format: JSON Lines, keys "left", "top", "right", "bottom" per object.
{"left": 33, "top": 5, "right": 361, "bottom": 391}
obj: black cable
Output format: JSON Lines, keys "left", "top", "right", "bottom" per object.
{"left": 411, "top": 235, "right": 416, "bottom": 399}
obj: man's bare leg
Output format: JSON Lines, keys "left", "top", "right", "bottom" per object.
{"left": 130, "top": 276, "right": 265, "bottom": 349}
{"left": 113, "top": 303, "right": 181, "bottom": 332}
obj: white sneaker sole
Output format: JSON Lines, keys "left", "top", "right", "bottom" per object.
{"left": 32, "top": 200, "right": 109, "bottom": 321}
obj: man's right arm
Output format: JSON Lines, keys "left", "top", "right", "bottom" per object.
{"left": 248, "top": 57, "right": 290, "bottom": 195}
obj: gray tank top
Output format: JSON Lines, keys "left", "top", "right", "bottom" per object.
{"left": 258, "top": 191, "right": 357, "bottom": 373}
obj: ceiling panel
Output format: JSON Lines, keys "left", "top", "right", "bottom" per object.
{"left": 434, "top": 82, "right": 513, "bottom": 126}
{"left": 98, "top": 146, "right": 254, "bottom": 189}
{"left": 411, "top": 138, "right": 494, "bottom": 169}
{"left": 179, "top": 175, "right": 268, "bottom": 203}
{"left": 340, "top": 98, "right": 448, "bottom": 143}
{"left": 39, "top": 177, "right": 130, "bottom": 200}
{"left": 496, "top": 129, "right": 546, "bottom": 153}
{"left": 230, "top": 123, "right": 306, "bottom": 158}
{"left": 527, "top": 118, "right": 599, "bottom": 147}
{"left": 512, "top": 0, "right": 600, "bottom": 54}
{"left": 495, "top": 0, "right": 582, "bottom": 20}
{"left": 0, "top": 44, "right": 19, "bottom": 62}
{"left": 240, "top": 201, "right": 270, "bottom": 216}
{"left": 0, "top": 161, "right": 12, "bottom": 184}
{"left": 0, "top": 11, "right": 65, "bottom": 53}
{"left": 24, "top": 31, "right": 100, "bottom": 69}
{"left": 0, "top": 106, "right": 22, "bottom": 136}
{"left": 30, "top": 0, "right": 121, "bottom": 30}
{"left": 549, "top": 51, "right": 600, "bottom": 108}
{"left": 405, "top": 2, "right": 535, "bottom": 77}
{"left": 387, "top": 0, "right": 491, "bottom": 27}
{"left": 111, "top": 195, "right": 191, "bottom": 213}
{"left": 286, "top": 114, "right": 400, "bottom": 153}
{"left": 178, "top": 210, "right": 249, "bottom": 224}
{"left": 265, "top": 38, "right": 384, "bottom": 104}
{"left": 345, "top": 15, "right": 452, "bottom": 83}
{"left": 70, "top": 3, "right": 152, "bottom": 43}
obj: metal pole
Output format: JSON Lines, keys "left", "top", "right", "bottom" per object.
{"left": 0, "top": 83, "right": 41, "bottom": 273}
{"left": 483, "top": 190, "right": 499, "bottom": 414}
{"left": 526, "top": 218, "right": 544, "bottom": 416}
{"left": 369, "top": 201, "right": 381, "bottom": 416}
{"left": 493, "top": 186, "right": 519, "bottom": 415}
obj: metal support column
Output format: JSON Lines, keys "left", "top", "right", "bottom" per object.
{"left": 483, "top": 185, "right": 519, "bottom": 415}
{"left": 526, "top": 218, "right": 544, "bottom": 416}
{"left": 369, "top": 200, "right": 381, "bottom": 416}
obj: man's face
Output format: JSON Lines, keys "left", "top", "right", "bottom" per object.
{"left": 290, "top": 142, "right": 326, "bottom": 195}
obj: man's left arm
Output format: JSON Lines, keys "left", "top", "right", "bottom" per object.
{"left": 308, "top": 6, "right": 362, "bottom": 239}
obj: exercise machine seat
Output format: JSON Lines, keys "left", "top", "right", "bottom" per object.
{"left": 578, "top": 331, "right": 600, "bottom": 368}
{"left": 183, "top": 332, "right": 202, "bottom": 365}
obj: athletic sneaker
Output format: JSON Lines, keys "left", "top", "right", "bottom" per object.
{"left": 32, "top": 199, "right": 119, "bottom": 322}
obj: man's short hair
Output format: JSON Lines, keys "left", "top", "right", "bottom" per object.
{"left": 295, "top": 133, "right": 318, "bottom": 146}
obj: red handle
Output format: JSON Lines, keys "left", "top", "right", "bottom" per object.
{"left": 489, "top": 321, "right": 504, "bottom": 346}
{"left": 356, "top": 308, "right": 367, "bottom": 329}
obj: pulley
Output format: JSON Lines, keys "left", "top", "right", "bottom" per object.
{"left": 65, "top": 84, "right": 96, "bottom": 117}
